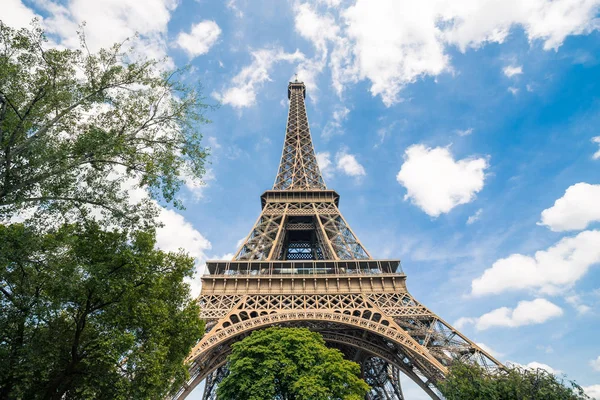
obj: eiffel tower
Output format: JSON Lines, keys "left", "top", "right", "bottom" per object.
{"left": 174, "top": 80, "right": 503, "bottom": 399}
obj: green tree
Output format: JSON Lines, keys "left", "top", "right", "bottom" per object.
{"left": 0, "top": 21, "right": 210, "bottom": 226}
{"left": 0, "top": 223, "right": 204, "bottom": 399}
{"left": 216, "top": 327, "right": 370, "bottom": 400}
{"left": 439, "top": 361, "right": 589, "bottom": 400}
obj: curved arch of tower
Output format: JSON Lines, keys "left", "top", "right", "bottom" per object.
{"left": 174, "top": 81, "right": 503, "bottom": 400}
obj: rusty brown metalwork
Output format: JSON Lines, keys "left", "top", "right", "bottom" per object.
{"left": 174, "top": 81, "right": 503, "bottom": 400}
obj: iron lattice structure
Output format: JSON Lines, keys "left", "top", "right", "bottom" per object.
{"left": 174, "top": 81, "right": 503, "bottom": 400}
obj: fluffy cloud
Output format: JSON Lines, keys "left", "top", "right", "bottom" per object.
{"left": 467, "top": 208, "right": 483, "bottom": 225}
{"left": 322, "top": 105, "right": 350, "bottom": 139}
{"left": 316, "top": 152, "right": 334, "bottom": 179}
{"left": 226, "top": 0, "right": 243, "bottom": 18}
{"left": 456, "top": 299, "right": 563, "bottom": 331}
{"left": 176, "top": 20, "right": 221, "bottom": 58}
{"left": 584, "top": 385, "right": 600, "bottom": 400}
{"left": 214, "top": 48, "right": 304, "bottom": 108}
{"left": 155, "top": 208, "right": 212, "bottom": 297}
{"left": 539, "top": 183, "right": 600, "bottom": 231}
{"left": 508, "top": 361, "right": 560, "bottom": 374}
{"left": 336, "top": 151, "right": 366, "bottom": 177}
{"left": 42, "top": 0, "right": 177, "bottom": 52}
{"left": 295, "top": 3, "right": 339, "bottom": 47}
{"left": 471, "top": 230, "right": 600, "bottom": 296}
{"left": 396, "top": 145, "right": 488, "bottom": 217}
{"left": 566, "top": 294, "right": 592, "bottom": 315}
{"left": 591, "top": 356, "right": 600, "bottom": 372}
{"left": 476, "top": 342, "right": 503, "bottom": 359}
{"left": 293, "top": 3, "right": 341, "bottom": 97}
{"left": 456, "top": 128, "right": 474, "bottom": 136}
{"left": 316, "top": 149, "right": 366, "bottom": 180}
{"left": 292, "top": 0, "right": 600, "bottom": 105}
{"left": 503, "top": 65, "right": 523, "bottom": 77}
{"left": 2, "top": 0, "right": 38, "bottom": 29}
{"left": 156, "top": 209, "right": 211, "bottom": 259}
{"left": 593, "top": 137, "right": 600, "bottom": 159}
{"left": 4, "top": 0, "right": 178, "bottom": 69}
{"left": 183, "top": 168, "right": 216, "bottom": 201}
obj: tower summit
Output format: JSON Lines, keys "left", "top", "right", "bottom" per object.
{"left": 175, "top": 82, "right": 503, "bottom": 400}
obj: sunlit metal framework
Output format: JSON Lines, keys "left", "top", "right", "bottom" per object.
{"left": 174, "top": 81, "right": 504, "bottom": 400}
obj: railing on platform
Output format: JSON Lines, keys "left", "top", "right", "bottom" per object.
{"left": 205, "top": 259, "right": 403, "bottom": 276}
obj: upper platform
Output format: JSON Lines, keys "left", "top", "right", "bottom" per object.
{"left": 260, "top": 189, "right": 340, "bottom": 208}
{"left": 206, "top": 259, "right": 402, "bottom": 276}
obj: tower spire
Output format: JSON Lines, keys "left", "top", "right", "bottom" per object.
{"left": 273, "top": 81, "right": 326, "bottom": 191}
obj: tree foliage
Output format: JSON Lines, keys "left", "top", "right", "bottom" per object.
{"left": 439, "top": 361, "right": 590, "bottom": 400}
{"left": 216, "top": 327, "right": 370, "bottom": 400}
{"left": 0, "top": 21, "right": 210, "bottom": 226}
{"left": 0, "top": 223, "right": 205, "bottom": 399}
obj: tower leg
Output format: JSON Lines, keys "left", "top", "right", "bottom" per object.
{"left": 363, "top": 357, "right": 404, "bottom": 400}
{"left": 200, "top": 365, "right": 228, "bottom": 400}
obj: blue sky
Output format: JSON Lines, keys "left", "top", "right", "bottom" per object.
{"left": 3, "top": 0, "right": 600, "bottom": 398}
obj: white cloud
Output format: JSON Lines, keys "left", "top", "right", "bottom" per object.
{"left": 206, "top": 136, "right": 221, "bottom": 150}
{"left": 322, "top": 105, "right": 350, "bottom": 139}
{"left": 317, "top": 149, "right": 366, "bottom": 179}
{"left": 508, "top": 361, "right": 560, "bottom": 375}
{"left": 340, "top": 1, "right": 448, "bottom": 106}
{"left": 226, "top": 0, "right": 243, "bottom": 18}
{"left": 41, "top": 0, "right": 177, "bottom": 53}
{"left": 471, "top": 230, "right": 600, "bottom": 296}
{"left": 293, "top": 0, "right": 600, "bottom": 106}
{"left": 294, "top": 3, "right": 340, "bottom": 97}
{"left": 183, "top": 168, "right": 216, "bottom": 201}
{"left": 317, "top": 0, "right": 342, "bottom": 7}
{"left": 295, "top": 1, "right": 339, "bottom": 45}
{"left": 396, "top": 145, "right": 488, "bottom": 217}
{"left": 467, "top": 208, "right": 483, "bottom": 225}
{"left": 316, "top": 152, "right": 334, "bottom": 179}
{"left": 536, "top": 345, "right": 554, "bottom": 354}
{"left": 539, "top": 183, "right": 600, "bottom": 232}
{"left": 213, "top": 48, "right": 304, "bottom": 108}
{"left": 457, "top": 299, "right": 563, "bottom": 331}
{"left": 503, "top": 65, "right": 523, "bottom": 77}
{"left": 2, "top": 0, "right": 39, "bottom": 29}
{"left": 2, "top": 0, "right": 178, "bottom": 71}
{"left": 453, "top": 317, "right": 475, "bottom": 330}
{"left": 336, "top": 150, "right": 366, "bottom": 177}
{"left": 584, "top": 385, "right": 600, "bottom": 400}
{"left": 476, "top": 342, "right": 503, "bottom": 359}
{"left": 508, "top": 86, "right": 519, "bottom": 95}
{"left": 156, "top": 208, "right": 212, "bottom": 298}
{"left": 156, "top": 208, "right": 211, "bottom": 259}
{"left": 176, "top": 20, "right": 221, "bottom": 58}
{"left": 591, "top": 356, "right": 600, "bottom": 372}
{"left": 592, "top": 136, "right": 600, "bottom": 159}
{"left": 456, "top": 127, "right": 474, "bottom": 136}
{"left": 566, "top": 294, "right": 592, "bottom": 315}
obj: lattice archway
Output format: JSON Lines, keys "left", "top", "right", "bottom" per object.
{"left": 176, "top": 311, "right": 450, "bottom": 400}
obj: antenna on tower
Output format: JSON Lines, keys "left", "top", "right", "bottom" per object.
{"left": 294, "top": 73, "right": 299, "bottom": 82}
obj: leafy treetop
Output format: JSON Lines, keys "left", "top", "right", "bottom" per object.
{"left": 439, "top": 361, "right": 590, "bottom": 400}
{"left": 0, "top": 21, "right": 211, "bottom": 227}
{"left": 0, "top": 222, "right": 205, "bottom": 400}
{"left": 217, "top": 327, "right": 370, "bottom": 400}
